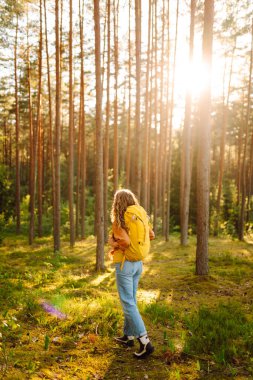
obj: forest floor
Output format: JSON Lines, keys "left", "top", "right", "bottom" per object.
{"left": 0, "top": 232, "right": 253, "bottom": 380}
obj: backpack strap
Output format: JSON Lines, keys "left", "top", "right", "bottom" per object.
{"left": 135, "top": 215, "right": 148, "bottom": 245}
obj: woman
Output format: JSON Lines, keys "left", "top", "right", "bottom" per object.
{"left": 109, "top": 189, "right": 155, "bottom": 359}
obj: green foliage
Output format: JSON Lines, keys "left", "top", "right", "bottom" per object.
{"left": 184, "top": 302, "right": 253, "bottom": 364}
{"left": 44, "top": 334, "right": 50, "bottom": 350}
{"left": 221, "top": 180, "right": 240, "bottom": 237}
{"left": 163, "top": 330, "right": 175, "bottom": 353}
{"left": 0, "top": 164, "right": 15, "bottom": 223}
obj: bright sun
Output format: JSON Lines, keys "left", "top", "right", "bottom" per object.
{"left": 177, "top": 60, "right": 211, "bottom": 99}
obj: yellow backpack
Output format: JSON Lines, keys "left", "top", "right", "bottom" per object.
{"left": 123, "top": 205, "right": 151, "bottom": 262}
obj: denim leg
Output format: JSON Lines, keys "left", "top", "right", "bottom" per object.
{"left": 115, "top": 261, "right": 147, "bottom": 337}
{"left": 123, "top": 315, "right": 132, "bottom": 336}
{"left": 133, "top": 261, "right": 142, "bottom": 305}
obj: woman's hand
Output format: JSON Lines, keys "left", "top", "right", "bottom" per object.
{"left": 108, "top": 236, "right": 118, "bottom": 248}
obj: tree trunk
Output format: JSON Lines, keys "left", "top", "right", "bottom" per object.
{"left": 14, "top": 15, "right": 20, "bottom": 234}
{"left": 142, "top": 0, "right": 151, "bottom": 210}
{"left": 180, "top": 0, "right": 196, "bottom": 245}
{"left": 54, "top": 0, "right": 61, "bottom": 252}
{"left": 80, "top": 0, "right": 86, "bottom": 240}
{"left": 104, "top": 0, "right": 110, "bottom": 241}
{"left": 126, "top": 0, "right": 131, "bottom": 189}
{"left": 94, "top": 0, "right": 105, "bottom": 271}
{"left": 238, "top": 19, "right": 253, "bottom": 241}
{"left": 113, "top": 0, "right": 119, "bottom": 192}
{"left": 76, "top": 0, "right": 83, "bottom": 238}
{"left": 134, "top": 0, "right": 141, "bottom": 198}
{"left": 196, "top": 0, "right": 214, "bottom": 275}
{"left": 162, "top": 0, "right": 170, "bottom": 235}
{"left": 27, "top": 9, "right": 35, "bottom": 245}
{"left": 166, "top": 0, "right": 179, "bottom": 241}
{"left": 158, "top": 0, "right": 166, "bottom": 218}
{"left": 37, "top": 0, "right": 43, "bottom": 237}
{"left": 148, "top": 2, "right": 155, "bottom": 214}
{"left": 214, "top": 42, "right": 236, "bottom": 236}
{"left": 68, "top": 0, "right": 75, "bottom": 247}
{"left": 44, "top": 0, "right": 55, "bottom": 212}
{"left": 153, "top": 0, "right": 158, "bottom": 234}
{"left": 246, "top": 20, "right": 253, "bottom": 224}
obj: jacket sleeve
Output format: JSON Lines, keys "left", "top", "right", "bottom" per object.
{"left": 111, "top": 222, "right": 130, "bottom": 250}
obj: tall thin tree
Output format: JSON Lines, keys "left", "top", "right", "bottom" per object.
{"left": 126, "top": 0, "right": 131, "bottom": 189}
{"left": 135, "top": 0, "right": 141, "bottom": 198}
{"left": 142, "top": 0, "right": 152, "bottom": 210}
{"left": 27, "top": 8, "right": 35, "bottom": 245}
{"left": 94, "top": 0, "right": 105, "bottom": 271}
{"left": 104, "top": 0, "right": 111, "bottom": 240}
{"left": 113, "top": 0, "right": 119, "bottom": 192}
{"left": 180, "top": 0, "right": 196, "bottom": 245}
{"left": 196, "top": 0, "right": 214, "bottom": 275}
{"left": 14, "top": 14, "right": 20, "bottom": 234}
{"left": 214, "top": 43, "right": 236, "bottom": 236}
{"left": 37, "top": 0, "right": 43, "bottom": 237}
{"left": 54, "top": 0, "right": 61, "bottom": 252}
{"left": 68, "top": 0, "right": 75, "bottom": 247}
{"left": 44, "top": 0, "right": 55, "bottom": 210}
{"left": 166, "top": 0, "right": 179, "bottom": 241}
{"left": 162, "top": 0, "right": 170, "bottom": 236}
{"left": 238, "top": 18, "right": 253, "bottom": 241}
{"left": 153, "top": 0, "right": 158, "bottom": 234}
{"left": 79, "top": 0, "right": 86, "bottom": 240}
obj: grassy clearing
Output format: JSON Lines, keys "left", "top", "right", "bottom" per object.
{"left": 0, "top": 233, "right": 252, "bottom": 379}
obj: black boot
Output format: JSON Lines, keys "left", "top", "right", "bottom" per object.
{"left": 114, "top": 335, "right": 134, "bottom": 347}
{"left": 134, "top": 336, "right": 154, "bottom": 359}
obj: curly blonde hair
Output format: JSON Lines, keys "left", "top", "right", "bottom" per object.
{"left": 110, "top": 189, "right": 139, "bottom": 231}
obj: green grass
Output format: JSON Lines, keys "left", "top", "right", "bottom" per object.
{"left": 143, "top": 302, "right": 176, "bottom": 327}
{"left": 0, "top": 234, "right": 253, "bottom": 379}
{"left": 184, "top": 302, "right": 253, "bottom": 364}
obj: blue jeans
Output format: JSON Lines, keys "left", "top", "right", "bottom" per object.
{"left": 115, "top": 260, "right": 147, "bottom": 337}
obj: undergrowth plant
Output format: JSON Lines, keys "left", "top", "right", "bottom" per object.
{"left": 143, "top": 302, "right": 175, "bottom": 327}
{"left": 184, "top": 302, "right": 253, "bottom": 365}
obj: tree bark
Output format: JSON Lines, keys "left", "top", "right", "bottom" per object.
{"left": 214, "top": 42, "right": 236, "bottom": 236}
{"left": 166, "top": 0, "right": 179, "bottom": 241}
{"left": 162, "top": 0, "right": 170, "bottom": 235}
{"left": 37, "top": 0, "right": 43, "bottom": 237}
{"left": 94, "top": 0, "right": 105, "bottom": 271}
{"left": 80, "top": 0, "right": 86, "bottom": 240}
{"left": 54, "top": 0, "right": 61, "bottom": 252}
{"left": 158, "top": 0, "right": 165, "bottom": 213}
{"left": 142, "top": 0, "right": 151, "bottom": 210}
{"left": 113, "top": 0, "right": 119, "bottom": 192}
{"left": 27, "top": 9, "right": 35, "bottom": 245}
{"left": 134, "top": 0, "right": 141, "bottom": 199}
{"left": 238, "top": 19, "right": 253, "bottom": 241}
{"left": 68, "top": 0, "right": 75, "bottom": 247}
{"left": 246, "top": 20, "right": 253, "bottom": 224}
{"left": 153, "top": 0, "right": 158, "bottom": 234}
{"left": 126, "top": 0, "right": 131, "bottom": 189}
{"left": 196, "top": 0, "right": 214, "bottom": 275}
{"left": 180, "top": 0, "right": 196, "bottom": 245}
{"left": 44, "top": 0, "right": 55, "bottom": 212}
{"left": 104, "top": 0, "right": 110, "bottom": 241}
{"left": 14, "top": 15, "right": 20, "bottom": 234}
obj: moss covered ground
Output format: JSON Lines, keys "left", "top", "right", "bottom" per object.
{"left": 0, "top": 233, "right": 252, "bottom": 379}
